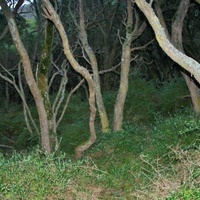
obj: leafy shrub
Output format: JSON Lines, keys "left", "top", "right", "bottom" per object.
{"left": 158, "top": 77, "right": 191, "bottom": 115}
{"left": 126, "top": 78, "right": 158, "bottom": 123}
{"left": 126, "top": 77, "right": 191, "bottom": 125}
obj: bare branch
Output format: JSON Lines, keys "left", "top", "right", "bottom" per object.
{"left": 99, "top": 63, "right": 121, "bottom": 75}
{"left": 0, "top": 144, "right": 13, "bottom": 149}
{"left": 0, "top": 63, "right": 39, "bottom": 135}
{"left": 0, "top": 0, "right": 24, "bottom": 40}
{"left": 18, "top": 63, "right": 33, "bottom": 136}
{"left": 52, "top": 67, "right": 68, "bottom": 114}
{"left": 56, "top": 78, "right": 85, "bottom": 128}
{"left": 131, "top": 39, "right": 155, "bottom": 52}
{"left": 135, "top": 0, "right": 200, "bottom": 83}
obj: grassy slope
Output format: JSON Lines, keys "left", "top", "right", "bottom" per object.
{"left": 0, "top": 77, "right": 200, "bottom": 199}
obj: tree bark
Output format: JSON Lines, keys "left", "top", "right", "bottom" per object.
{"left": 113, "top": 0, "right": 146, "bottom": 131}
{"left": 154, "top": 0, "right": 200, "bottom": 113}
{"left": 37, "top": 2, "right": 57, "bottom": 149}
{"left": 78, "top": 0, "right": 110, "bottom": 133}
{"left": 171, "top": 0, "right": 200, "bottom": 113}
{"left": 0, "top": 0, "right": 51, "bottom": 153}
{"left": 113, "top": 0, "right": 133, "bottom": 132}
{"left": 42, "top": 0, "right": 97, "bottom": 159}
{"left": 135, "top": 0, "right": 200, "bottom": 84}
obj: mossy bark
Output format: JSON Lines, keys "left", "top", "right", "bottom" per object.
{"left": 37, "top": 19, "right": 54, "bottom": 119}
{"left": 42, "top": 0, "right": 97, "bottom": 158}
{"left": 37, "top": 2, "right": 56, "bottom": 151}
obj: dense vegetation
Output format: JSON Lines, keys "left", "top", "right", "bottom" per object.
{"left": 0, "top": 77, "right": 199, "bottom": 199}
{"left": 0, "top": 0, "right": 200, "bottom": 199}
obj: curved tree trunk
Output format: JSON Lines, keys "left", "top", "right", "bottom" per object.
{"left": 78, "top": 0, "right": 110, "bottom": 133}
{"left": 135, "top": 0, "right": 200, "bottom": 84}
{"left": 0, "top": 0, "right": 51, "bottom": 153}
{"left": 171, "top": 0, "right": 200, "bottom": 113}
{"left": 42, "top": 0, "right": 97, "bottom": 159}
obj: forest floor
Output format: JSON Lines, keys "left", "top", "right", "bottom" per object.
{"left": 0, "top": 78, "right": 200, "bottom": 199}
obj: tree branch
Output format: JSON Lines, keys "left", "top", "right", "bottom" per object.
{"left": 135, "top": 0, "right": 200, "bottom": 83}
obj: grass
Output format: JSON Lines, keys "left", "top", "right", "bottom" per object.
{"left": 0, "top": 77, "right": 200, "bottom": 199}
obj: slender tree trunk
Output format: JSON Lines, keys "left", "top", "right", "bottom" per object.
{"left": 79, "top": 0, "right": 109, "bottom": 133}
{"left": 37, "top": 9, "right": 57, "bottom": 150}
{"left": 113, "top": 0, "right": 133, "bottom": 131}
{"left": 0, "top": 0, "right": 51, "bottom": 153}
{"left": 113, "top": 44, "right": 131, "bottom": 131}
{"left": 42, "top": 0, "right": 97, "bottom": 158}
{"left": 113, "top": 0, "right": 147, "bottom": 132}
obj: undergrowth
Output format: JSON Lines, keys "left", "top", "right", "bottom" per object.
{"left": 0, "top": 77, "right": 199, "bottom": 199}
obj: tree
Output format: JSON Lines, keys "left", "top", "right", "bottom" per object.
{"left": 0, "top": 0, "right": 90, "bottom": 155}
{"left": 135, "top": 0, "right": 200, "bottom": 85}
{"left": 42, "top": 0, "right": 97, "bottom": 158}
{"left": 0, "top": 0, "right": 52, "bottom": 153}
{"left": 97, "top": 0, "right": 122, "bottom": 90}
{"left": 153, "top": 0, "right": 200, "bottom": 113}
{"left": 113, "top": 0, "right": 147, "bottom": 131}
{"left": 171, "top": 0, "right": 200, "bottom": 113}
{"left": 37, "top": 0, "right": 60, "bottom": 149}
{"left": 68, "top": 0, "right": 110, "bottom": 133}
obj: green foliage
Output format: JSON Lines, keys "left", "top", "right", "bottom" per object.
{"left": 167, "top": 188, "right": 200, "bottom": 200}
{"left": 58, "top": 96, "right": 90, "bottom": 154}
{"left": 0, "top": 77, "right": 199, "bottom": 198}
{"left": 126, "top": 77, "right": 190, "bottom": 125}
{"left": 126, "top": 78, "right": 158, "bottom": 124}
{"left": 159, "top": 78, "right": 190, "bottom": 115}
{"left": 0, "top": 150, "right": 107, "bottom": 199}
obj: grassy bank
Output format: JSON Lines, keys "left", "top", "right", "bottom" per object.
{"left": 0, "top": 77, "right": 199, "bottom": 199}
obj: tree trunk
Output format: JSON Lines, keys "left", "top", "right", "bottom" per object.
{"left": 113, "top": 43, "right": 131, "bottom": 131}
{"left": 113, "top": 0, "right": 146, "bottom": 131}
{"left": 42, "top": 0, "right": 97, "bottom": 158}
{"left": 76, "top": 0, "right": 109, "bottom": 133}
{"left": 135, "top": 0, "right": 200, "bottom": 84}
{"left": 171, "top": 0, "right": 200, "bottom": 113}
{"left": 0, "top": 0, "right": 51, "bottom": 153}
{"left": 78, "top": 0, "right": 109, "bottom": 133}
{"left": 37, "top": 11, "right": 57, "bottom": 150}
